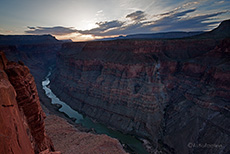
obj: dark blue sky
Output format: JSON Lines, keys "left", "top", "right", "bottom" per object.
{"left": 0, "top": 0, "right": 229, "bottom": 41}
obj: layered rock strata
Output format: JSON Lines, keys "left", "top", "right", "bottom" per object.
{"left": 0, "top": 42, "right": 61, "bottom": 114}
{"left": 0, "top": 52, "right": 35, "bottom": 154}
{"left": 0, "top": 52, "right": 55, "bottom": 154}
{"left": 0, "top": 50, "right": 129, "bottom": 154}
{"left": 50, "top": 20, "right": 230, "bottom": 154}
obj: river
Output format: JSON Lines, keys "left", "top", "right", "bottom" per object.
{"left": 42, "top": 71, "right": 149, "bottom": 154}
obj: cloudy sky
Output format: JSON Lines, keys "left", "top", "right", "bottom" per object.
{"left": 0, "top": 0, "right": 229, "bottom": 41}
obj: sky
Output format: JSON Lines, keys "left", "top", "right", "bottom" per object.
{"left": 0, "top": 0, "right": 229, "bottom": 41}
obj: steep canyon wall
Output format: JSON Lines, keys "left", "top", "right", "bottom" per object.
{"left": 0, "top": 35, "right": 128, "bottom": 154}
{"left": 0, "top": 52, "right": 55, "bottom": 154}
{"left": 51, "top": 27, "right": 230, "bottom": 154}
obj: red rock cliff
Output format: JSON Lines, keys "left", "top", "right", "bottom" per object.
{"left": 0, "top": 51, "right": 55, "bottom": 154}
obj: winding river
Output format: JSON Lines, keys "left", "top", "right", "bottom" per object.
{"left": 42, "top": 71, "right": 149, "bottom": 154}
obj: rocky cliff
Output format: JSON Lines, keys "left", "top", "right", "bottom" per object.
{"left": 0, "top": 42, "right": 62, "bottom": 114}
{"left": 0, "top": 52, "right": 56, "bottom": 154}
{"left": 0, "top": 43, "right": 129, "bottom": 154}
{"left": 50, "top": 20, "right": 230, "bottom": 153}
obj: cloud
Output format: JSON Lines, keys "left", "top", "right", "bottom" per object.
{"left": 175, "top": 1, "right": 199, "bottom": 11}
{"left": 77, "top": 6, "right": 228, "bottom": 37}
{"left": 150, "top": 10, "right": 228, "bottom": 31}
{"left": 79, "top": 20, "right": 124, "bottom": 36}
{"left": 148, "top": 8, "right": 197, "bottom": 29}
{"left": 37, "top": 1, "right": 226, "bottom": 39}
{"left": 96, "top": 20, "right": 124, "bottom": 30}
{"left": 216, "top": 1, "right": 225, "bottom": 4}
{"left": 27, "top": 26, "right": 36, "bottom": 30}
{"left": 97, "top": 10, "right": 103, "bottom": 14}
{"left": 151, "top": 1, "right": 199, "bottom": 18}
{"left": 25, "top": 26, "right": 78, "bottom": 35}
{"left": 126, "top": 10, "right": 147, "bottom": 22}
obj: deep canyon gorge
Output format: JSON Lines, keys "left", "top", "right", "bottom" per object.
{"left": 50, "top": 20, "right": 230, "bottom": 154}
{"left": 0, "top": 36, "right": 127, "bottom": 154}
{"left": 0, "top": 19, "right": 230, "bottom": 154}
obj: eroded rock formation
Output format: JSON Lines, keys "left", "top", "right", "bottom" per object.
{"left": 50, "top": 20, "right": 230, "bottom": 153}
{"left": 0, "top": 41, "right": 62, "bottom": 113}
{"left": 0, "top": 49, "right": 129, "bottom": 154}
{"left": 0, "top": 52, "right": 55, "bottom": 154}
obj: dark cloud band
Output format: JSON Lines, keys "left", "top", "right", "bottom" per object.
{"left": 126, "top": 10, "right": 146, "bottom": 22}
{"left": 25, "top": 26, "right": 77, "bottom": 35}
{"left": 24, "top": 3, "right": 229, "bottom": 38}
{"left": 77, "top": 8, "right": 228, "bottom": 36}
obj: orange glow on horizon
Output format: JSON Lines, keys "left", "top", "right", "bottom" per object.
{"left": 55, "top": 33, "right": 95, "bottom": 42}
{"left": 55, "top": 33, "right": 122, "bottom": 42}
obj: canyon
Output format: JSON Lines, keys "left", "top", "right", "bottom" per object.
{"left": 0, "top": 36, "right": 127, "bottom": 154}
{"left": 0, "top": 19, "right": 229, "bottom": 154}
{"left": 50, "top": 20, "right": 230, "bottom": 153}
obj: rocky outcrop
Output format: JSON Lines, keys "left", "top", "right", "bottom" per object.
{"left": 51, "top": 20, "right": 230, "bottom": 153}
{"left": 0, "top": 42, "right": 62, "bottom": 114}
{"left": 0, "top": 52, "right": 55, "bottom": 154}
{"left": 45, "top": 115, "right": 127, "bottom": 154}
{"left": 0, "top": 52, "right": 34, "bottom": 154}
